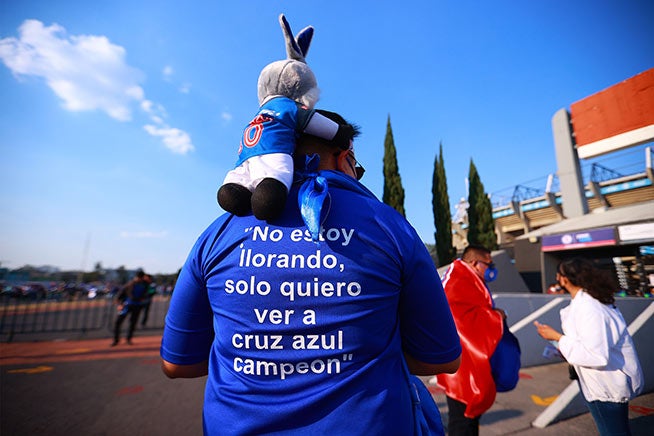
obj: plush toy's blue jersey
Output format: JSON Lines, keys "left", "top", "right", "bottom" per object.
{"left": 235, "top": 96, "right": 313, "bottom": 167}
{"left": 161, "top": 170, "right": 461, "bottom": 435}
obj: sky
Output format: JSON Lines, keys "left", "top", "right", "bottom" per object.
{"left": 1, "top": 1, "right": 653, "bottom": 274}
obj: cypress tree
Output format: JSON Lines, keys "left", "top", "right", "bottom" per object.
{"left": 467, "top": 159, "right": 498, "bottom": 250}
{"left": 432, "top": 143, "right": 456, "bottom": 266}
{"left": 382, "top": 115, "right": 405, "bottom": 217}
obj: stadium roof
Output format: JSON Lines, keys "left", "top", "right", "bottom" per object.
{"left": 517, "top": 199, "right": 654, "bottom": 239}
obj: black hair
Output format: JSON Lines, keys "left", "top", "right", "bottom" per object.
{"left": 461, "top": 243, "right": 491, "bottom": 262}
{"left": 302, "top": 109, "right": 361, "bottom": 150}
{"left": 294, "top": 110, "right": 361, "bottom": 168}
{"left": 558, "top": 258, "right": 616, "bottom": 305}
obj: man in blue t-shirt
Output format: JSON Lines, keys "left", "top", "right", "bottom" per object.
{"left": 112, "top": 269, "right": 150, "bottom": 346}
{"left": 161, "top": 110, "right": 461, "bottom": 435}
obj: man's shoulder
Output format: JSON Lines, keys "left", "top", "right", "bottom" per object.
{"left": 333, "top": 189, "right": 414, "bottom": 231}
{"left": 194, "top": 214, "right": 238, "bottom": 244}
{"left": 443, "top": 260, "right": 476, "bottom": 290}
{"left": 444, "top": 259, "right": 466, "bottom": 276}
{"left": 323, "top": 174, "right": 397, "bottom": 217}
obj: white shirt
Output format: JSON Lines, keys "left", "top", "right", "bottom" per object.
{"left": 558, "top": 290, "right": 644, "bottom": 402}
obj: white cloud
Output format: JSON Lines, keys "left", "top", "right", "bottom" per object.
{"left": 162, "top": 65, "right": 174, "bottom": 80}
{"left": 221, "top": 111, "right": 233, "bottom": 122}
{"left": 179, "top": 82, "right": 191, "bottom": 94}
{"left": 0, "top": 19, "right": 143, "bottom": 121}
{"left": 140, "top": 98, "right": 167, "bottom": 122}
{"left": 144, "top": 124, "right": 194, "bottom": 154}
{"left": 120, "top": 230, "right": 168, "bottom": 239}
{"left": 0, "top": 20, "right": 195, "bottom": 154}
{"left": 161, "top": 64, "right": 191, "bottom": 94}
{"left": 140, "top": 99, "right": 153, "bottom": 112}
{"left": 141, "top": 95, "right": 194, "bottom": 154}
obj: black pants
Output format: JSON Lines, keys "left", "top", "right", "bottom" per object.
{"left": 141, "top": 300, "right": 152, "bottom": 326}
{"left": 446, "top": 396, "right": 481, "bottom": 436}
{"left": 114, "top": 305, "right": 142, "bottom": 343}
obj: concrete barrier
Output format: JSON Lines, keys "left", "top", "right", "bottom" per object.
{"left": 492, "top": 293, "right": 653, "bottom": 427}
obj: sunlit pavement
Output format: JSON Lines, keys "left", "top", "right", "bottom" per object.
{"left": 422, "top": 364, "right": 653, "bottom": 435}
{"left": 1, "top": 335, "right": 162, "bottom": 365}
{"left": 2, "top": 334, "right": 652, "bottom": 435}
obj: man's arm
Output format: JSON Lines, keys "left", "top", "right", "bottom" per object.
{"left": 404, "top": 353, "right": 460, "bottom": 376}
{"left": 398, "top": 234, "right": 462, "bottom": 376}
{"left": 493, "top": 307, "right": 508, "bottom": 320}
{"left": 161, "top": 359, "right": 209, "bottom": 379}
{"left": 160, "top": 235, "right": 216, "bottom": 379}
{"left": 114, "top": 283, "right": 129, "bottom": 307}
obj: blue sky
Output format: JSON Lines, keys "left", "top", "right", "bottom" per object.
{"left": 1, "top": 1, "right": 653, "bottom": 274}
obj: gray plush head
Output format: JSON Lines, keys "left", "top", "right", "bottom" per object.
{"left": 257, "top": 14, "right": 320, "bottom": 108}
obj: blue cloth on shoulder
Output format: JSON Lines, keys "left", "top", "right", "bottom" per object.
{"left": 297, "top": 154, "right": 329, "bottom": 242}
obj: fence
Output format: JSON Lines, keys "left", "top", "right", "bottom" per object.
{"left": 0, "top": 293, "right": 171, "bottom": 342}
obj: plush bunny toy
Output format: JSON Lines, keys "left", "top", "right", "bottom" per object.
{"left": 217, "top": 14, "right": 353, "bottom": 221}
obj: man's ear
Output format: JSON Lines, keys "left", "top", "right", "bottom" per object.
{"left": 335, "top": 150, "right": 350, "bottom": 173}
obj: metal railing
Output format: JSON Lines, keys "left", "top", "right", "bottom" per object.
{"left": 491, "top": 145, "right": 650, "bottom": 210}
{"left": 0, "top": 293, "right": 171, "bottom": 342}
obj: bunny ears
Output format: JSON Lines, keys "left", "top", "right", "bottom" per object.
{"left": 279, "top": 14, "right": 313, "bottom": 63}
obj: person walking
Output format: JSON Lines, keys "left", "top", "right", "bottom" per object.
{"left": 435, "top": 244, "right": 519, "bottom": 436}
{"left": 112, "top": 269, "right": 150, "bottom": 346}
{"left": 140, "top": 274, "right": 156, "bottom": 326}
{"left": 160, "top": 110, "right": 461, "bottom": 435}
{"left": 535, "top": 257, "right": 643, "bottom": 436}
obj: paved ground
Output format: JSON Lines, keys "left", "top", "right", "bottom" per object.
{"left": 1, "top": 332, "right": 652, "bottom": 435}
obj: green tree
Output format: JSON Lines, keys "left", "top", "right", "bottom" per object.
{"left": 424, "top": 243, "right": 439, "bottom": 267}
{"left": 432, "top": 143, "right": 456, "bottom": 266}
{"left": 467, "top": 159, "right": 498, "bottom": 250}
{"left": 382, "top": 115, "right": 405, "bottom": 217}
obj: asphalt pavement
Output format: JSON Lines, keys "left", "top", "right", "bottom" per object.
{"left": 1, "top": 331, "right": 652, "bottom": 435}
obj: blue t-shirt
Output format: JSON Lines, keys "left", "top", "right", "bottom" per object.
{"left": 236, "top": 96, "right": 313, "bottom": 167}
{"left": 124, "top": 280, "right": 148, "bottom": 306}
{"left": 131, "top": 282, "right": 148, "bottom": 301}
{"left": 161, "top": 170, "right": 461, "bottom": 435}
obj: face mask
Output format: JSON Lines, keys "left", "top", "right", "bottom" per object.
{"left": 484, "top": 266, "right": 498, "bottom": 282}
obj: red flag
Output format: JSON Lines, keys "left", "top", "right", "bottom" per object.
{"left": 436, "top": 259, "right": 504, "bottom": 418}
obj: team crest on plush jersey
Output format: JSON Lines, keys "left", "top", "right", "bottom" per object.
{"left": 240, "top": 114, "right": 274, "bottom": 153}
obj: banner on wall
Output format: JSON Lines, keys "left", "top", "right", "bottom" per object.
{"left": 541, "top": 227, "right": 616, "bottom": 252}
